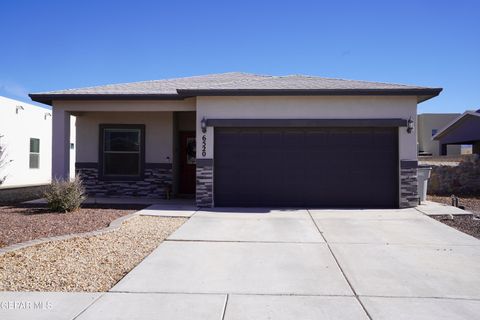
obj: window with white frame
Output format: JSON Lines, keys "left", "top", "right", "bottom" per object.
{"left": 29, "top": 138, "right": 40, "bottom": 169}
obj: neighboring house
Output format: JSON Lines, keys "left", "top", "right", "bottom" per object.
{"left": 0, "top": 96, "right": 76, "bottom": 189}
{"left": 432, "top": 109, "right": 480, "bottom": 155}
{"left": 417, "top": 113, "right": 462, "bottom": 156}
{"left": 29, "top": 73, "right": 442, "bottom": 208}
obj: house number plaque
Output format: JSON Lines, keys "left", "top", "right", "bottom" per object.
{"left": 201, "top": 135, "right": 207, "bottom": 157}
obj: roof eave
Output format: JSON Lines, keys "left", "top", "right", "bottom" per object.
{"left": 30, "top": 88, "right": 443, "bottom": 106}
{"left": 177, "top": 88, "right": 443, "bottom": 101}
{"left": 29, "top": 93, "right": 186, "bottom": 106}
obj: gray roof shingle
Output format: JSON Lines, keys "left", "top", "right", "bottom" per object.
{"left": 29, "top": 72, "right": 442, "bottom": 105}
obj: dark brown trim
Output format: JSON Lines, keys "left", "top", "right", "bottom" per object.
{"left": 196, "top": 158, "right": 213, "bottom": 166}
{"left": 98, "top": 124, "right": 146, "bottom": 181}
{"left": 205, "top": 118, "right": 408, "bottom": 128}
{"left": 177, "top": 88, "right": 442, "bottom": 96}
{"left": 145, "top": 163, "right": 172, "bottom": 169}
{"left": 178, "top": 88, "right": 442, "bottom": 103}
{"left": 29, "top": 88, "right": 442, "bottom": 106}
{"left": 76, "top": 162, "right": 171, "bottom": 169}
{"left": 29, "top": 94, "right": 186, "bottom": 106}
{"left": 75, "top": 162, "right": 99, "bottom": 169}
{"left": 400, "top": 160, "right": 418, "bottom": 169}
{"left": 395, "top": 130, "right": 400, "bottom": 209}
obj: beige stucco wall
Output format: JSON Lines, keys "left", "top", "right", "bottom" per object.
{"left": 196, "top": 96, "right": 418, "bottom": 160}
{"left": 54, "top": 99, "right": 196, "bottom": 112}
{"left": 75, "top": 112, "right": 173, "bottom": 163}
{"left": 417, "top": 113, "right": 461, "bottom": 156}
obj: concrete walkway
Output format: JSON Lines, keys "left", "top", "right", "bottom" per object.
{"left": 1, "top": 205, "right": 480, "bottom": 319}
{"left": 417, "top": 200, "right": 472, "bottom": 216}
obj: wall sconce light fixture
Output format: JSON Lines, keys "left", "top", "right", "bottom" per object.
{"left": 44, "top": 112, "right": 52, "bottom": 120}
{"left": 201, "top": 117, "right": 207, "bottom": 133}
{"left": 15, "top": 105, "right": 24, "bottom": 114}
{"left": 407, "top": 117, "right": 414, "bottom": 134}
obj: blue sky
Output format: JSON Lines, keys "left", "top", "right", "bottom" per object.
{"left": 0, "top": 0, "right": 478, "bottom": 113}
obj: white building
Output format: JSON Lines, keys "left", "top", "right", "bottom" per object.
{"left": 0, "top": 96, "right": 75, "bottom": 189}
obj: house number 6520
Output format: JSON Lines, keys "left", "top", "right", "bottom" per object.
{"left": 201, "top": 135, "right": 207, "bottom": 157}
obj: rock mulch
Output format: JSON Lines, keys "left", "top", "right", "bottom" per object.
{"left": 0, "top": 216, "right": 186, "bottom": 292}
{"left": 433, "top": 215, "right": 480, "bottom": 240}
{"left": 428, "top": 195, "right": 480, "bottom": 215}
{"left": 0, "top": 204, "right": 145, "bottom": 247}
{"left": 429, "top": 195, "right": 480, "bottom": 240}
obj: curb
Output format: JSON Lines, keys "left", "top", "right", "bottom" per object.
{"left": 0, "top": 212, "right": 139, "bottom": 256}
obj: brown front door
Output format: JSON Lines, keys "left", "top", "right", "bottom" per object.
{"left": 179, "top": 131, "right": 196, "bottom": 194}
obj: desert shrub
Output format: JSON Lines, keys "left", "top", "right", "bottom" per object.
{"left": 44, "top": 176, "right": 86, "bottom": 212}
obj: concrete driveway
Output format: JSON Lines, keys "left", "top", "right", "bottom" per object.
{"left": 2, "top": 206, "right": 479, "bottom": 319}
{"left": 105, "top": 207, "right": 480, "bottom": 319}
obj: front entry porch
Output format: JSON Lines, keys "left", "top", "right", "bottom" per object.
{"left": 51, "top": 100, "right": 197, "bottom": 200}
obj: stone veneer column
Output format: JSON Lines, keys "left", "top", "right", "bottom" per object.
{"left": 196, "top": 159, "right": 213, "bottom": 207}
{"left": 400, "top": 160, "right": 419, "bottom": 208}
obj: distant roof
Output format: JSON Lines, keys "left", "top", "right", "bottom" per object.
{"left": 29, "top": 72, "right": 442, "bottom": 105}
{"left": 432, "top": 110, "right": 480, "bottom": 141}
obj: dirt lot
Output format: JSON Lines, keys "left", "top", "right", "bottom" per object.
{"left": 0, "top": 215, "right": 186, "bottom": 291}
{"left": 0, "top": 204, "right": 145, "bottom": 248}
{"left": 428, "top": 195, "right": 480, "bottom": 240}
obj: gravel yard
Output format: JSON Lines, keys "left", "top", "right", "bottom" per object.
{"left": 432, "top": 215, "right": 480, "bottom": 240}
{"left": 428, "top": 195, "right": 480, "bottom": 240}
{"left": 0, "top": 204, "right": 145, "bottom": 248}
{"left": 428, "top": 195, "right": 480, "bottom": 215}
{"left": 0, "top": 215, "right": 186, "bottom": 291}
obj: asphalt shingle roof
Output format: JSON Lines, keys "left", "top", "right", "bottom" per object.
{"left": 29, "top": 72, "right": 442, "bottom": 105}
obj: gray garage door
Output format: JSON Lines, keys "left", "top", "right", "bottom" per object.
{"left": 214, "top": 127, "right": 398, "bottom": 208}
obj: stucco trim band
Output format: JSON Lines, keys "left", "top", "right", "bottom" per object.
{"left": 205, "top": 118, "right": 409, "bottom": 128}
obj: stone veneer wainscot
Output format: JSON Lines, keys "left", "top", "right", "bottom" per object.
{"left": 196, "top": 159, "right": 213, "bottom": 207}
{"left": 400, "top": 160, "right": 419, "bottom": 208}
{"left": 76, "top": 163, "right": 172, "bottom": 198}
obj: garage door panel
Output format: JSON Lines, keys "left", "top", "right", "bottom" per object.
{"left": 261, "top": 132, "right": 283, "bottom": 147}
{"left": 304, "top": 131, "right": 329, "bottom": 147}
{"left": 373, "top": 130, "right": 397, "bottom": 146}
{"left": 214, "top": 127, "right": 398, "bottom": 208}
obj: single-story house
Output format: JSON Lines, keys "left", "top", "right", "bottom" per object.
{"left": 417, "top": 113, "right": 462, "bottom": 156}
{"left": 29, "top": 73, "right": 442, "bottom": 208}
{"left": 432, "top": 109, "right": 480, "bottom": 155}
